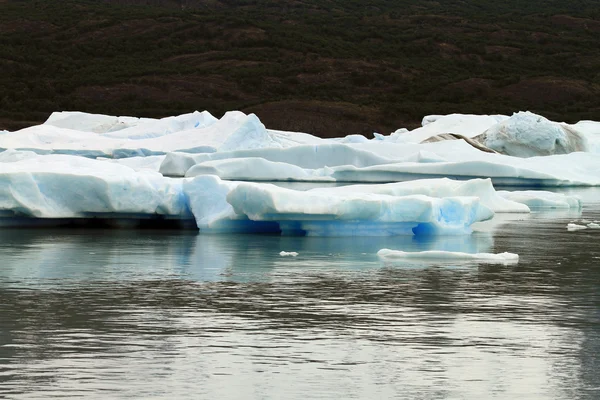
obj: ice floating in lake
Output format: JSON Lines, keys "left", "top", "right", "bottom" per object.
{"left": 279, "top": 251, "right": 299, "bottom": 257}
{"left": 3, "top": 109, "right": 600, "bottom": 234}
{"left": 183, "top": 176, "right": 495, "bottom": 236}
{"left": 377, "top": 249, "right": 519, "bottom": 265}
{"left": 567, "top": 221, "right": 600, "bottom": 230}
{"left": 0, "top": 154, "right": 189, "bottom": 220}
{"left": 1, "top": 153, "right": 504, "bottom": 235}
{"left": 567, "top": 223, "right": 588, "bottom": 231}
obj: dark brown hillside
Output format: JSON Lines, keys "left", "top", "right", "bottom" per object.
{"left": 0, "top": 0, "right": 599, "bottom": 136}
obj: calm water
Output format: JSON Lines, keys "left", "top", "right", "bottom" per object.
{"left": 1, "top": 189, "right": 600, "bottom": 399}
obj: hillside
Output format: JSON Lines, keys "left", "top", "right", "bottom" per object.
{"left": 1, "top": 0, "right": 599, "bottom": 136}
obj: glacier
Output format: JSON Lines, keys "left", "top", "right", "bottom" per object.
{"left": 0, "top": 109, "right": 597, "bottom": 236}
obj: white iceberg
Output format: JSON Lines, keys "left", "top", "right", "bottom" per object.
{"left": 377, "top": 249, "right": 519, "bottom": 264}
{"left": 0, "top": 154, "right": 189, "bottom": 220}
{"left": 183, "top": 176, "right": 495, "bottom": 236}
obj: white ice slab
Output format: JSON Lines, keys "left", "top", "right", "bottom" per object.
{"left": 377, "top": 249, "right": 519, "bottom": 264}
{"left": 0, "top": 155, "right": 189, "bottom": 219}
{"left": 183, "top": 176, "right": 494, "bottom": 236}
{"left": 567, "top": 223, "right": 588, "bottom": 231}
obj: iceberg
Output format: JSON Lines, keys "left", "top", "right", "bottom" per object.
{"left": 477, "top": 111, "right": 588, "bottom": 157}
{"left": 183, "top": 176, "right": 495, "bottom": 236}
{"left": 0, "top": 154, "right": 190, "bottom": 221}
{"left": 2, "top": 108, "right": 600, "bottom": 237}
{"left": 377, "top": 249, "right": 519, "bottom": 265}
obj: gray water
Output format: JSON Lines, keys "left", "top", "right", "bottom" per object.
{"left": 1, "top": 189, "right": 600, "bottom": 399}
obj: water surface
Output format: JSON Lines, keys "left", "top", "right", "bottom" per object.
{"left": 1, "top": 189, "right": 600, "bottom": 399}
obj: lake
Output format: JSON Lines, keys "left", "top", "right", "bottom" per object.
{"left": 1, "top": 188, "right": 600, "bottom": 399}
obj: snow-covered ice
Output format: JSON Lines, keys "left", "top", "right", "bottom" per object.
{"left": 377, "top": 249, "right": 519, "bottom": 265}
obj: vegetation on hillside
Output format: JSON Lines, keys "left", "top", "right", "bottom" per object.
{"left": 1, "top": 0, "right": 599, "bottom": 136}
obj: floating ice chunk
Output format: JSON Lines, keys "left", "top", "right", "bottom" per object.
{"left": 183, "top": 176, "right": 494, "bottom": 236}
{"left": 567, "top": 223, "right": 588, "bottom": 231}
{"left": 279, "top": 251, "right": 299, "bottom": 257}
{"left": 479, "top": 111, "right": 588, "bottom": 157}
{"left": 0, "top": 155, "right": 189, "bottom": 219}
{"left": 377, "top": 249, "right": 519, "bottom": 264}
{"left": 587, "top": 223, "right": 600, "bottom": 229}
{"left": 497, "top": 190, "right": 581, "bottom": 209}
{"left": 227, "top": 181, "right": 493, "bottom": 236}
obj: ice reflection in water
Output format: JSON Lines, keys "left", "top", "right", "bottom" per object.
{"left": 0, "top": 188, "right": 599, "bottom": 399}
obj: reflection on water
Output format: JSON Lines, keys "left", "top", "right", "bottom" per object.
{"left": 1, "top": 188, "right": 600, "bottom": 399}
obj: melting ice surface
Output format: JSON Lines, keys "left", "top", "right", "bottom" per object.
{"left": 0, "top": 109, "right": 595, "bottom": 237}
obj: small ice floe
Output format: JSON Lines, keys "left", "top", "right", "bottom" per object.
{"left": 587, "top": 223, "right": 600, "bottom": 229}
{"left": 279, "top": 251, "right": 299, "bottom": 257}
{"left": 567, "top": 223, "right": 588, "bottom": 231}
{"left": 377, "top": 249, "right": 519, "bottom": 265}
